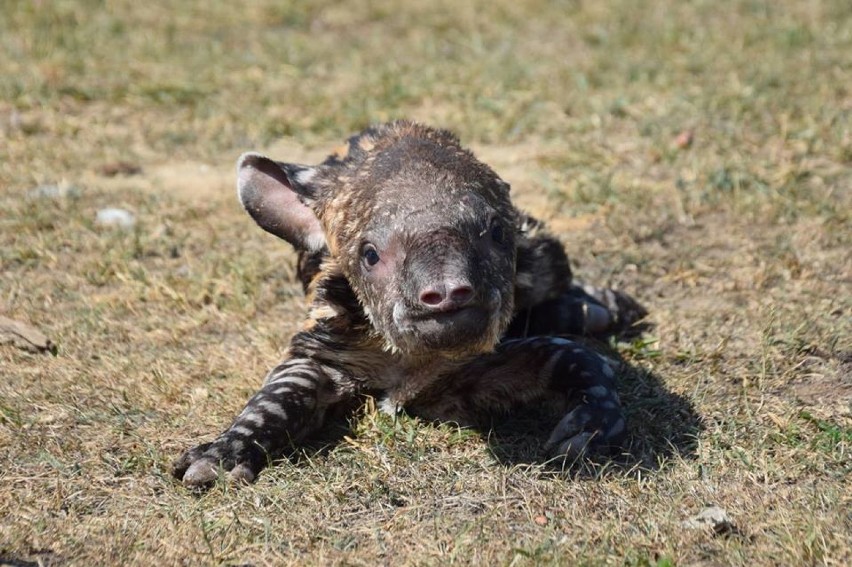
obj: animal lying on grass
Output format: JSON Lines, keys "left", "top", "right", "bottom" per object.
{"left": 173, "top": 121, "right": 646, "bottom": 487}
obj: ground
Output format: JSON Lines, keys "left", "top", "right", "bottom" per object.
{"left": 1, "top": 1, "right": 850, "bottom": 565}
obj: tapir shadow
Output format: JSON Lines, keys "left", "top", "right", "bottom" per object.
{"left": 483, "top": 345, "right": 703, "bottom": 475}
{"left": 283, "top": 339, "right": 702, "bottom": 479}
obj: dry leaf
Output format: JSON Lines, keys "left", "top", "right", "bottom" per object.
{"left": 0, "top": 316, "right": 56, "bottom": 354}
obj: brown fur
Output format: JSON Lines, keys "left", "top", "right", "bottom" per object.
{"left": 173, "top": 121, "right": 646, "bottom": 487}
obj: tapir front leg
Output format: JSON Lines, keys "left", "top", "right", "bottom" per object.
{"left": 409, "top": 337, "right": 626, "bottom": 459}
{"left": 173, "top": 357, "right": 344, "bottom": 487}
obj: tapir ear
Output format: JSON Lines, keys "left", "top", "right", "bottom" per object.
{"left": 237, "top": 153, "right": 326, "bottom": 252}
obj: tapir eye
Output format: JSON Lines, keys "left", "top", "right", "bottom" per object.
{"left": 490, "top": 221, "right": 506, "bottom": 245}
{"left": 362, "top": 244, "right": 381, "bottom": 267}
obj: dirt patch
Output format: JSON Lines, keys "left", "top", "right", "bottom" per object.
{"left": 788, "top": 357, "right": 852, "bottom": 421}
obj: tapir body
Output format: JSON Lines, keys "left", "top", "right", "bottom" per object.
{"left": 174, "top": 121, "right": 645, "bottom": 486}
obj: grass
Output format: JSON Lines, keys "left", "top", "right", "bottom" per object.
{"left": 1, "top": 0, "right": 850, "bottom": 564}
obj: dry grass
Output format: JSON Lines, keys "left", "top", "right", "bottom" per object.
{"left": 1, "top": 0, "right": 850, "bottom": 565}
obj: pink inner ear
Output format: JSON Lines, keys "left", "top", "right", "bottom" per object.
{"left": 238, "top": 154, "right": 325, "bottom": 251}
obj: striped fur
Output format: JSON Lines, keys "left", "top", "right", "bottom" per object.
{"left": 174, "top": 122, "right": 646, "bottom": 487}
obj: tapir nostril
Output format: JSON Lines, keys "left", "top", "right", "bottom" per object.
{"left": 419, "top": 282, "right": 474, "bottom": 310}
{"left": 449, "top": 285, "right": 473, "bottom": 305}
{"left": 420, "top": 289, "right": 445, "bottom": 306}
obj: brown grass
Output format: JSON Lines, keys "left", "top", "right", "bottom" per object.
{"left": 1, "top": 0, "right": 850, "bottom": 565}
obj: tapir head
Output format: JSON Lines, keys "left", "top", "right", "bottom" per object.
{"left": 237, "top": 121, "right": 518, "bottom": 358}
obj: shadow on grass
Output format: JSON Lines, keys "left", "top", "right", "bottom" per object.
{"left": 283, "top": 344, "right": 703, "bottom": 480}
{"left": 484, "top": 351, "right": 704, "bottom": 476}
{"left": 206, "top": 312, "right": 700, "bottom": 482}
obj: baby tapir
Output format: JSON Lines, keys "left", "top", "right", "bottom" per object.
{"left": 173, "top": 121, "right": 646, "bottom": 487}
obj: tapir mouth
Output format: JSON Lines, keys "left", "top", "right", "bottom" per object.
{"left": 409, "top": 304, "right": 489, "bottom": 330}
{"left": 409, "top": 305, "right": 491, "bottom": 348}
{"left": 391, "top": 293, "right": 503, "bottom": 355}
{"left": 409, "top": 304, "right": 481, "bottom": 321}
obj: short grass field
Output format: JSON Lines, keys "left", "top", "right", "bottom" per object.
{"left": 1, "top": 0, "right": 850, "bottom": 564}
